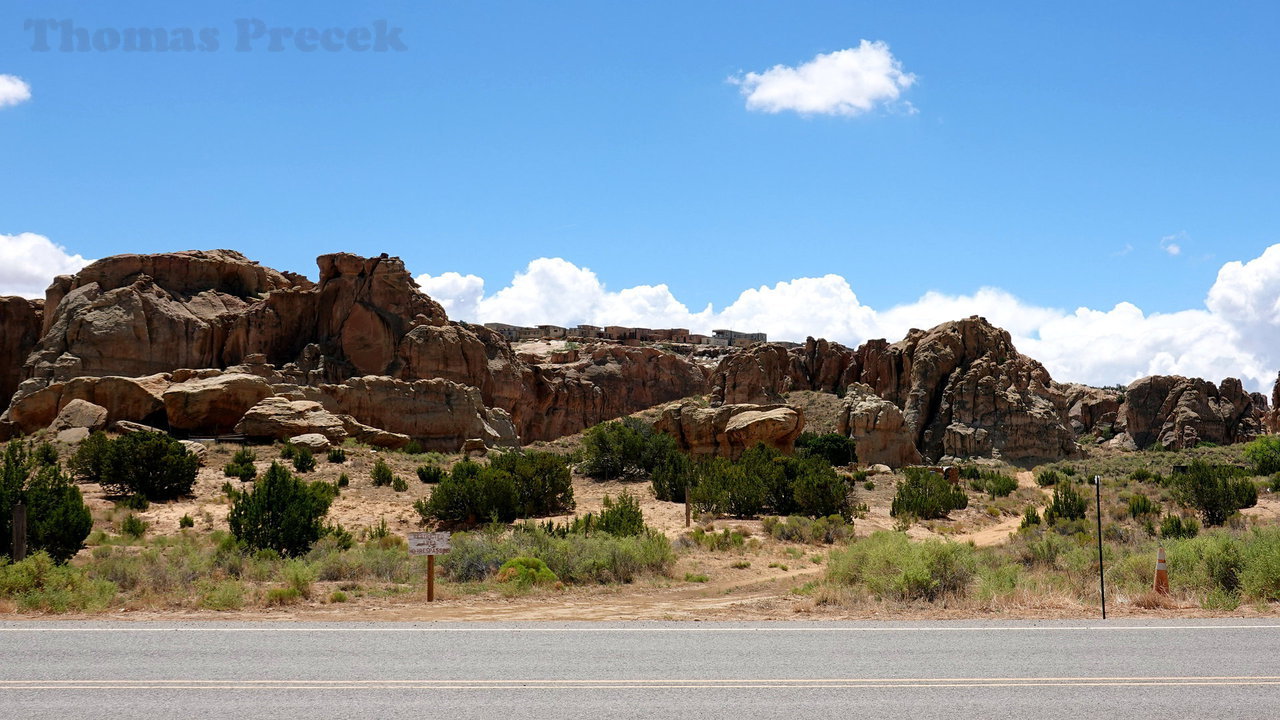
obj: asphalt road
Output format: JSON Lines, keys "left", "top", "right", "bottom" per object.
{"left": 1, "top": 620, "right": 1278, "bottom": 719}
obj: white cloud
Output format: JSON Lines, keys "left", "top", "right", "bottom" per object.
{"left": 0, "top": 233, "right": 92, "bottom": 299}
{"left": 1160, "top": 232, "right": 1184, "bottom": 256}
{"left": 416, "top": 244, "right": 1280, "bottom": 394}
{"left": 730, "top": 40, "right": 915, "bottom": 116}
{"left": 0, "top": 74, "right": 31, "bottom": 108}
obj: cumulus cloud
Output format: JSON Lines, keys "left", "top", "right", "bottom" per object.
{"left": 0, "top": 233, "right": 92, "bottom": 299}
{"left": 417, "top": 244, "right": 1280, "bottom": 393}
{"left": 730, "top": 40, "right": 915, "bottom": 116}
{"left": 0, "top": 74, "right": 31, "bottom": 108}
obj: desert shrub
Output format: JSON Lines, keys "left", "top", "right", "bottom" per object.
{"left": 489, "top": 451, "right": 575, "bottom": 517}
{"left": 371, "top": 459, "right": 394, "bottom": 487}
{"left": 690, "top": 457, "right": 767, "bottom": 518}
{"left": 1127, "top": 493, "right": 1158, "bottom": 519}
{"left": 1239, "top": 528, "right": 1280, "bottom": 600}
{"left": 98, "top": 432, "right": 198, "bottom": 501}
{"left": 827, "top": 532, "right": 976, "bottom": 601}
{"left": 596, "top": 493, "right": 646, "bottom": 537}
{"left": 415, "top": 460, "right": 518, "bottom": 525}
{"left": 688, "top": 527, "right": 746, "bottom": 552}
{"left": 789, "top": 457, "right": 853, "bottom": 518}
{"left": 970, "top": 471, "right": 1018, "bottom": 499}
{"left": 496, "top": 557, "right": 559, "bottom": 587}
{"left": 327, "top": 447, "right": 347, "bottom": 464}
{"left": 119, "top": 514, "right": 148, "bottom": 539}
{"left": 391, "top": 475, "right": 408, "bottom": 492}
{"left": 417, "top": 465, "right": 445, "bottom": 484}
{"left": 401, "top": 440, "right": 424, "bottom": 455}
{"left": 227, "top": 462, "right": 336, "bottom": 557}
{"left": 1170, "top": 460, "right": 1257, "bottom": 526}
{"left": 279, "top": 443, "right": 297, "bottom": 460}
{"left": 200, "top": 580, "right": 245, "bottom": 610}
{"left": 795, "top": 432, "right": 857, "bottom": 467}
{"left": 1129, "top": 468, "right": 1154, "bottom": 482}
{"left": 1161, "top": 514, "right": 1200, "bottom": 539}
{"left": 1243, "top": 436, "right": 1280, "bottom": 475}
{"left": 1019, "top": 505, "right": 1041, "bottom": 529}
{"left": 0, "top": 551, "right": 117, "bottom": 612}
{"left": 1044, "top": 483, "right": 1088, "bottom": 524}
{"left": 179, "top": 514, "right": 195, "bottom": 529}
{"left": 761, "top": 515, "right": 853, "bottom": 545}
{"left": 579, "top": 418, "right": 678, "bottom": 480}
{"left": 291, "top": 447, "right": 316, "bottom": 474}
{"left": 441, "top": 525, "right": 673, "bottom": 584}
{"left": 1035, "top": 470, "right": 1062, "bottom": 487}
{"left": 651, "top": 450, "right": 694, "bottom": 502}
{"left": 890, "top": 468, "right": 968, "bottom": 520}
{"left": 2, "top": 442, "right": 94, "bottom": 564}
{"left": 337, "top": 473, "right": 350, "bottom": 488}
{"left": 68, "top": 431, "right": 111, "bottom": 482}
{"left": 689, "top": 445, "right": 853, "bottom": 520}
{"left": 223, "top": 457, "right": 257, "bottom": 482}
{"left": 959, "top": 465, "right": 981, "bottom": 480}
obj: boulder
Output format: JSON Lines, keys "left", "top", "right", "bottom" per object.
{"left": 179, "top": 440, "right": 209, "bottom": 464}
{"left": 868, "top": 463, "right": 892, "bottom": 475}
{"left": 321, "top": 376, "right": 518, "bottom": 451}
{"left": 462, "top": 438, "right": 488, "bottom": 457}
{"left": 339, "top": 415, "right": 411, "bottom": 450}
{"left": 162, "top": 373, "right": 274, "bottom": 434}
{"left": 56, "top": 427, "right": 91, "bottom": 444}
{"left": 234, "top": 397, "right": 348, "bottom": 443}
{"left": 114, "top": 420, "right": 163, "bottom": 434}
{"left": 654, "top": 402, "right": 804, "bottom": 459}
{"left": 51, "top": 399, "right": 108, "bottom": 432}
{"left": 837, "top": 383, "right": 922, "bottom": 468}
{"left": 288, "top": 433, "right": 332, "bottom": 452}
{"left": 1120, "top": 375, "right": 1265, "bottom": 450}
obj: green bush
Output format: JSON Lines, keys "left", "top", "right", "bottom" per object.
{"left": 98, "top": 432, "right": 198, "bottom": 501}
{"left": 417, "top": 465, "right": 445, "bottom": 484}
{"left": 2, "top": 441, "right": 94, "bottom": 564}
{"left": 227, "top": 462, "right": 336, "bottom": 557}
{"left": 292, "top": 447, "right": 316, "bottom": 474}
{"left": 651, "top": 450, "right": 695, "bottom": 502}
{"left": 1243, "top": 435, "right": 1280, "bottom": 475}
{"left": 970, "top": 471, "right": 1018, "bottom": 499}
{"left": 1044, "top": 483, "right": 1087, "bottom": 523}
{"left": 440, "top": 524, "right": 674, "bottom": 585}
{"left": 327, "top": 447, "right": 347, "bottom": 464}
{"left": 179, "top": 514, "right": 195, "bottom": 529}
{"left": 597, "top": 493, "right": 646, "bottom": 537}
{"left": 1129, "top": 468, "right": 1154, "bottom": 482}
{"left": 1240, "top": 528, "right": 1280, "bottom": 600}
{"left": 827, "top": 532, "right": 976, "bottom": 601}
{"left": 690, "top": 457, "right": 767, "bottom": 517}
{"left": 223, "top": 456, "right": 257, "bottom": 482}
{"left": 890, "top": 468, "right": 968, "bottom": 520}
{"left": 579, "top": 418, "right": 677, "bottom": 480}
{"left": 371, "top": 459, "right": 394, "bottom": 487}
{"left": 337, "top": 473, "right": 350, "bottom": 488}
{"left": 1170, "top": 460, "right": 1258, "bottom": 526}
{"left": 1127, "top": 493, "right": 1158, "bottom": 519}
{"left": 120, "top": 514, "right": 148, "bottom": 539}
{"left": 415, "top": 460, "right": 518, "bottom": 525}
{"left": 69, "top": 431, "right": 111, "bottom": 482}
{"left": 795, "top": 432, "right": 857, "bottom": 467}
{"left": 959, "top": 465, "right": 981, "bottom": 480}
{"left": 1019, "top": 505, "right": 1041, "bottom": 529}
{"left": 1162, "top": 514, "right": 1200, "bottom": 539}
{"left": 761, "top": 515, "right": 853, "bottom": 544}
{"left": 496, "top": 557, "right": 558, "bottom": 586}
{"left": 0, "top": 552, "right": 117, "bottom": 612}
{"left": 689, "top": 445, "right": 853, "bottom": 520}
{"left": 391, "top": 475, "right": 408, "bottom": 492}
{"left": 489, "top": 451, "right": 575, "bottom": 518}
{"left": 1035, "top": 470, "right": 1062, "bottom": 487}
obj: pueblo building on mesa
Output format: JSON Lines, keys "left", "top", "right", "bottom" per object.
{"left": 482, "top": 324, "right": 768, "bottom": 348}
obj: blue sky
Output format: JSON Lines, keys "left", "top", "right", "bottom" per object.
{"left": 3, "top": 2, "right": 1280, "bottom": 389}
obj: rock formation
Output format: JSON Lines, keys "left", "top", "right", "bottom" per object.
{"left": 836, "top": 383, "right": 922, "bottom": 468}
{"left": 234, "top": 397, "right": 348, "bottom": 443}
{"left": 710, "top": 317, "right": 1077, "bottom": 461}
{"left": 0, "top": 296, "right": 41, "bottom": 410}
{"left": 1115, "top": 375, "right": 1266, "bottom": 450}
{"left": 654, "top": 402, "right": 804, "bottom": 459}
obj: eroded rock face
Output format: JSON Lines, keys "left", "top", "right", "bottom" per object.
{"left": 319, "top": 376, "right": 518, "bottom": 451}
{"left": 51, "top": 399, "right": 108, "bottom": 433}
{"left": 1057, "top": 383, "right": 1122, "bottom": 437}
{"left": 1119, "top": 375, "right": 1266, "bottom": 450}
{"left": 162, "top": 373, "right": 274, "bottom": 434}
{"left": 234, "top": 397, "right": 348, "bottom": 443}
{"left": 837, "top": 383, "right": 922, "bottom": 468}
{"left": 654, "top": 401, "right": 804, "bottom": 459}
{"left": 0, "top": 296, "right": 42, "bottom": 408}
{"left": 710, "top": 317, "right": 1077, "bottom": 461}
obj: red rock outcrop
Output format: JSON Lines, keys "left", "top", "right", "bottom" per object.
{"left": 0, "top": 296, "right": 42, "bottom": 407}
{"left": 1117, "top": 375, "right": 1266, "bottom": 450}
{"left": 317, "top": 376, "right": 517, "bottom": 451}
{"left": 711, "top": 316, "right": 1077, "bottom": 461}
{"left": 654, "top": 401, "right": 804, "bottom": 459}
{"left": 836, "top": 383, "right": 923, "bottom": 468}
{"left": 162, "top": 373, "right": 275, "bottom": 434}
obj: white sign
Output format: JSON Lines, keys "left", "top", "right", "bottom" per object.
{"left": 407, "top": 531, "right": 451, "bottom": 556}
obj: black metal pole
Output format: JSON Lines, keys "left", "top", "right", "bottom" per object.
{"left": 1095, "top": 475, "right": 1105, "bottom": 620}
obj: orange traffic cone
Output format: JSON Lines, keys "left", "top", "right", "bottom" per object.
{"left": 1154, "top": 547, "right": 1169, "bottom": 595}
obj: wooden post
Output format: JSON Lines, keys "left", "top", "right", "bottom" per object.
{"left": 684, "top": 486, "right": 691, "bottom": 528}
{"left": 12, "top": 502, "right": 27, "bottom": 562}
{"left": 427, "top": 554, "right": 436, "bottom": 602}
